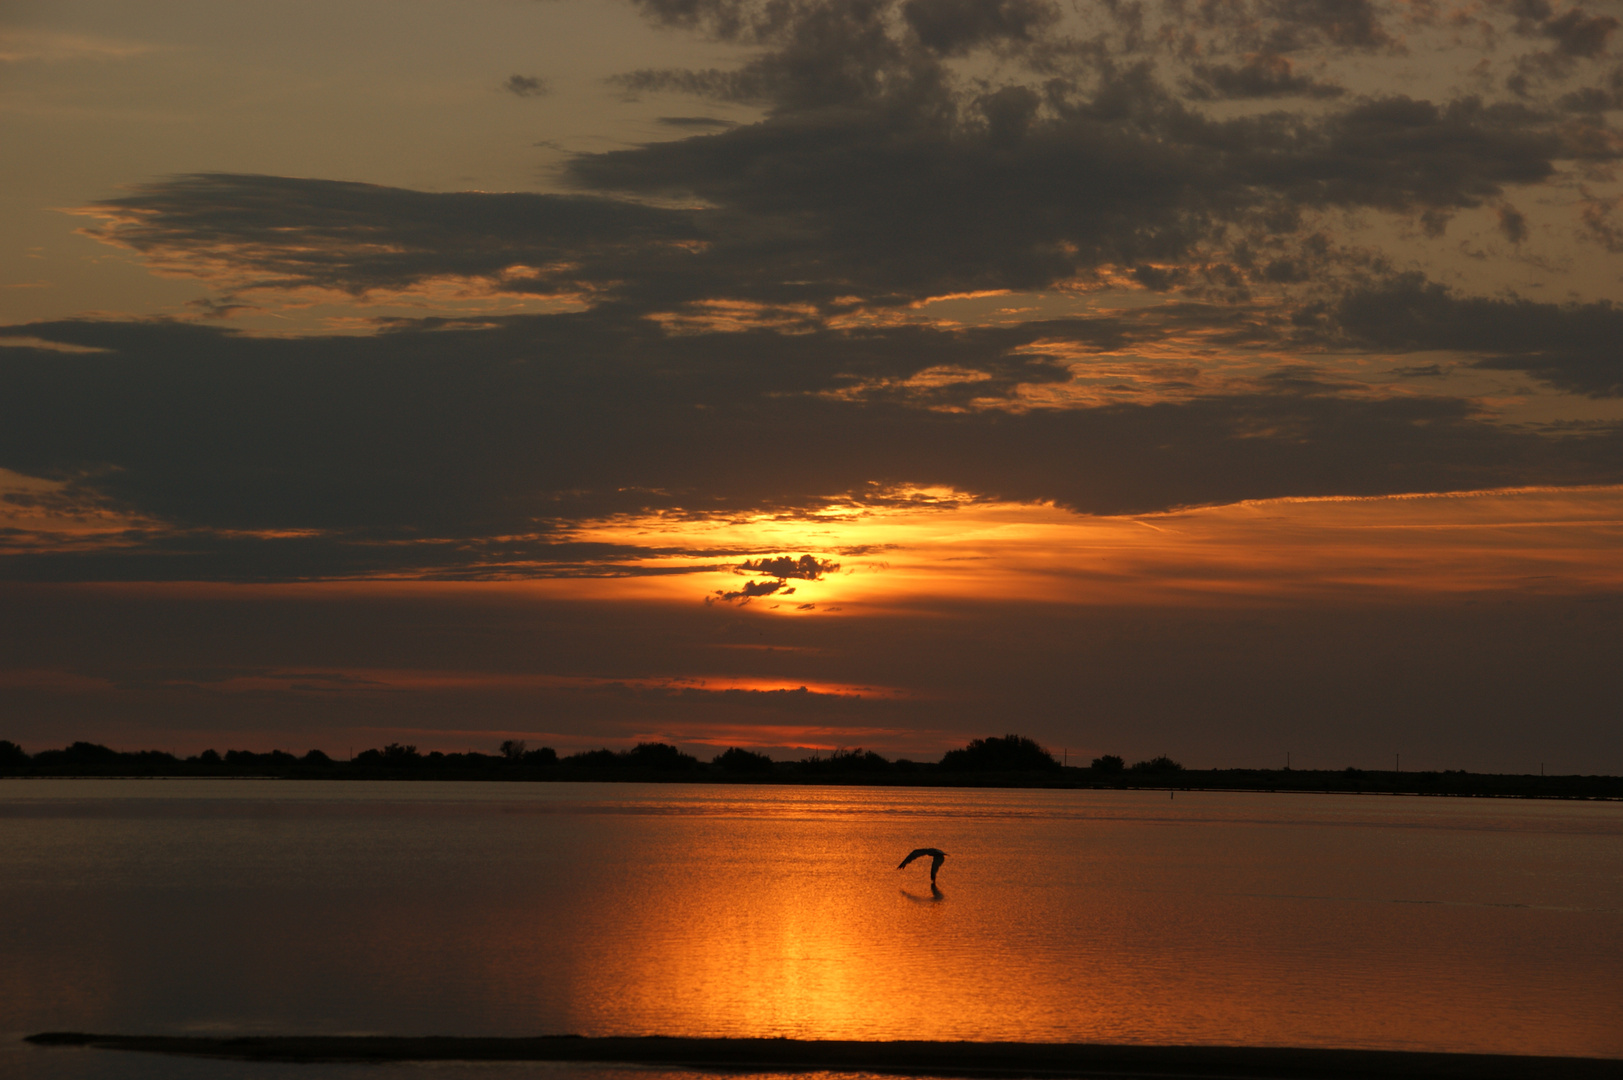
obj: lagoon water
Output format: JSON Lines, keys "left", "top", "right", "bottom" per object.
{"left": 2, "top": 780, "right": 1620, "bottom": 1078}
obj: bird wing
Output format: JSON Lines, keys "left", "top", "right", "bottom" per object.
{"left": 897, "top": 848, "right": 931, "bottom": 869}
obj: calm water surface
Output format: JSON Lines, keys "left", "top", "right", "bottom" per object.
{"left": 2, "top": 780, "right": 1619, "bottom": 1076}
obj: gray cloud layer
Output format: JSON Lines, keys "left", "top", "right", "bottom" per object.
{"left": 3, "top": 310, "right": 1620, "bottom": 579}
{"left": 84, "top": 0, "right": 1619, "bottom": 314}
{"left": 7, "top": 0, "right": 1623, "bottom": 580}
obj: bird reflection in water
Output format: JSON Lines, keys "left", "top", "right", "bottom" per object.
{"left": 900, "top": 882, "right": 945, "bottom": 903}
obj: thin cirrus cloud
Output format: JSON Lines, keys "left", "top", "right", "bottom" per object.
{"left": 0, "top": 27, "right": 157, "bottom": 63}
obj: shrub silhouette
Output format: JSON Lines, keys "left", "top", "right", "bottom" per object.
{"left": 499, "top": 739, "right": 527, "bottom": 761}
{"left": 301, "top": 749, "right": 334, "bottom": 766}
{"left": 563, "top": 748, "right": 621, "bottom": 768}
{"left": 1091, "top": 754, "right": 1125, "bottom": 773}
{"left": 1129, "top": 755, "right": 1184, "bottom": 772}
{"left": 521, "top": 746, "right": 558, "bottom": 767}
{"left": 834, "top": 748, "right": 891, "bottom": 772}
{"left": 381, "top": 743, "right": 421, "bottom": 766}
{"left": 0, "top": 740, "right": 28, "bottom": 767}
{"left": 33, "top": 741, "right": 123, "bottom": 767}
{"left": 713, "top": 747, "right": 775, "bottom": 772}
{"left": 224, "top": 749, "right": 294, "bottom": 766}
{"left": 795, "top": 747, "right": 892, "bottom": 774}
{"left": 563, "top": 743, "right": 698, "bottom": 770}
{"left": 623, "top": 742, "right": 699, "bottom": 770}
{"left": 940, "top": 734, "right": 1060, "bottom": 771}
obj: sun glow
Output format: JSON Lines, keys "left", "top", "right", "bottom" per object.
{"left": 558, "top": 484, "right": 1623, "bottom": 612}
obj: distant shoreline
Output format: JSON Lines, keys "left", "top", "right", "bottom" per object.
{"left": 8, "top": 735, "right": 1617, "bottom": 799}
{"left": 3, "top": 766, "right": 1618, "bottom": 800}
{"left": 25, "top": 1033, "right": 1619, "bottom": 1079}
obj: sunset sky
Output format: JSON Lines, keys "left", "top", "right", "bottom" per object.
{"left": 3, "top": 0, "right": 1621, "bottom": 770}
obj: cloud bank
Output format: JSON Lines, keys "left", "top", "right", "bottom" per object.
{"left": 4, "top": 0, "right": 1622, "bottom": 584}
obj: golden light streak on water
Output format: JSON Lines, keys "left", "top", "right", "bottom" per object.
{"left": 10, "top": 783, "right": 1611, "bottom": 1057}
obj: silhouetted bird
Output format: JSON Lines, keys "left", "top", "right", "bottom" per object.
{"left": 897, "top": 847, "right": 947, "bottom": 883}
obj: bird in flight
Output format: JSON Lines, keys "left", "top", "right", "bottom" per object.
{"left": 897, "top": 847, "right": 947, "bottom": 883}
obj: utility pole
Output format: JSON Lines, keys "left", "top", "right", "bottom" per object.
{"left": 1395, "top": 752, "right": 1400, "bottom": 772}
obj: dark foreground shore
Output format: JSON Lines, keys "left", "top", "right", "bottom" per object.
{"left": 25, "top": 1033, "right": 1618, "bottom": 1080}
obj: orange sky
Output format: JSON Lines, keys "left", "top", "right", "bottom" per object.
{"left": 3, "top": 0, "right": 1622, "bottom": 768}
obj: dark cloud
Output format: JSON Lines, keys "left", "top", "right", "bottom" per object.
{"left": 1558, "top": 69, "right": 1623, "bottom": 112}
{"left": 655, "top": 115, "right": 739, "bottom": 127}
{"left": 1160, "top": 0, "right": 1400, "bottom": 56}
{"left": 80, "top": 0, "right": 1605, "bottom": 319}
{"left": 710, "top": 553, "right": 840, "bottom": 603}
{"left": 1332, "top": 274, "right": 1623, "bottom": 397}
{"left": 900, "top": 0, "right": 1059, "bottom": 55}
{"left": 738, "top": 554, "right": 840, "bottom": 579}
{"left": 79, "top": 173, "right": 706, "bottom": 305}
{"left": 1504, "top": 2, "right": 1618, "bottom": 92}
{"left": 709, "top": 578, "right": 791, "bottom": 603}
{"left": 504, "top": 74, "right": 549, "bottom": 97}
{"left": 1511, "top": 1, "right": 1618, "bottom": 58}
{"left": 0, "top": 531, "right": 720, "bottom": 584}
{"left": 1497, "top": 202, "right": 1529, "bottom": 242}
{"left": 566, "top": 87, "right": 1571, "bottom": 306}
{"left": 1542, "top": 7, "right": 1618, "bottom": 57}
{"left": 1260, "top": 0, "right": 1396, "bottom": 52}
{"left": 1183, "top": 53, "right": 1345, "bottom": 99}
{"left": 617, "top": 0, "right": 951, "bottom": 113}
{"left": 1581, "top": 190, "right": 1623, "bottom": 252}
{"left": 3, "top": 311, "right": 1621, "bottom": 581}
{"left": 579, "top": 1, "right": 1587, "bottom": 305}
{"left": 85, "top": 95, "right": 1581, "bottom": 319}
{"left": 13, "top": 0, "right": 1623, "bottom": 586}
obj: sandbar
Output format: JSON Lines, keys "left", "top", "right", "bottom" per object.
{"left": 24, "top": 1033, "right": 1618, "bottom": 1079}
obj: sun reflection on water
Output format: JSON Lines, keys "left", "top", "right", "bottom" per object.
{"left": 3, "top": 783, "right": 1618, "bottom": 1058}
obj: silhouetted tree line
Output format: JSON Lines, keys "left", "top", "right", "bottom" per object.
{"left": 2, "top": 736, "right": 1617, "bottom": 797}
{"left": 1088, "top": 754, "right": 1183, "bottom": 773}
{"left": 942, "top": 734, "right": 1061, "bottom": 771}
{"left": 561, "top": 742, "right": 699, "bottom": 771}
{"left": 0, "top": 733, "right": 1066, "bottom": 778}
